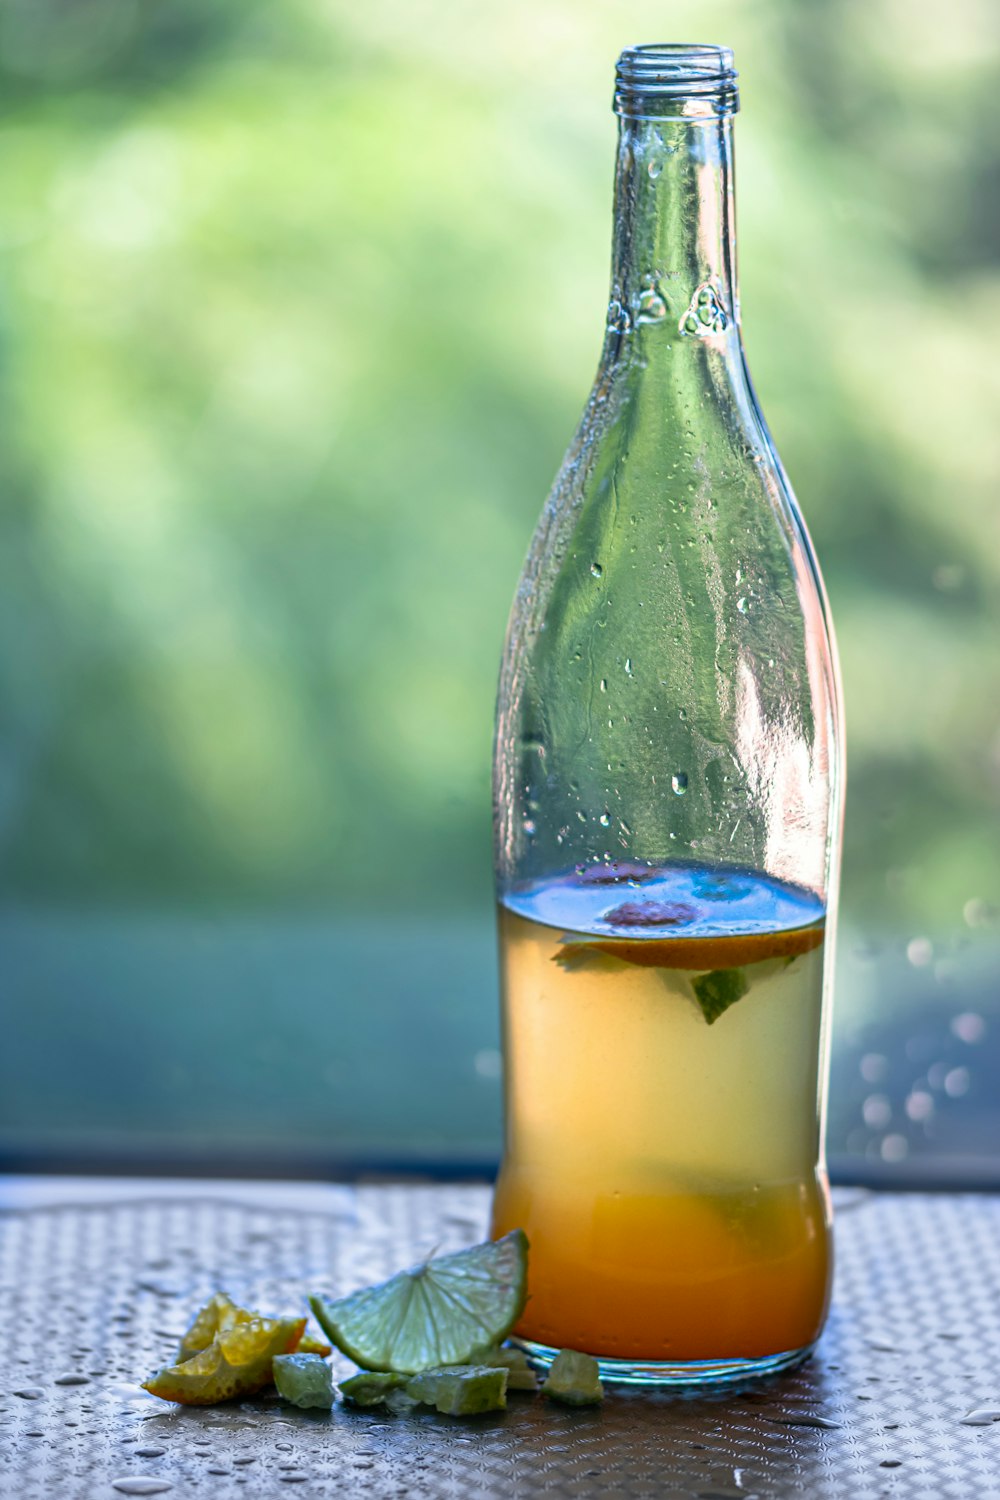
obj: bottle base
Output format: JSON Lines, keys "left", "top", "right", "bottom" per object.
{"left": 514, "top": 1336, "right": 815, "bottom": 1388}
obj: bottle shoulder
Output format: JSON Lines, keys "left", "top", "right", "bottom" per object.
{"left": 494, "top": 338, "right": 842, "bottom": 898}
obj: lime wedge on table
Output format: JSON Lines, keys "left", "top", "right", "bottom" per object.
{"left": 309, "top": 1230, "right": 529, "bottom": 1375}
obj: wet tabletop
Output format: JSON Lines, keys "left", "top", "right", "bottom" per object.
{"left": 1, "top": 1179, "right": 999, "bottom": 1498}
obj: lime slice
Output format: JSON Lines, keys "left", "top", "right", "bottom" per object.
{"left": 541, "top": 1349, "right": 603, "bottom": 1406}
{"left": 339, "top": 1371, "right": 409, "bottom": 1407}
{"left": 309, "top": 1230, "right": 528, "bottom": 1375}
{"left": 142, "top": 1314, "right": 306, "bottom": 1406}
{"left": 272, "top": 1353, "right": 334, "bottom": 1410}
{"left": 468, "top": 1342, "right": 538, "bottom": 1391}
{"left": 407, "top": 1365, "right": 508, "bottom": 1416}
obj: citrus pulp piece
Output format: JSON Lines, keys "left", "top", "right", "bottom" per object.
{"left": 468, "top": 1342, "right": 538, "bottom": 1391}
{"left": 296, "top": 1334, "right": 333, "bottom": 1357}
{"left": 309, "top": 1229, "right": 528, "bottom": 1374}
{"left": 177, "top": 1293, "right": 327, "bottom": 1363}
{"left": 541, "top": 1349, "right": 603, "bottom": 1406}
{"left": 339, "top": 1371, "right": 410, "bottom": 1406}
{"left": 177, "top": 1292, "right": 249, "bottom": 1362}
{"left": 406, "top": 1365, "right": 508, "bottom": 1416}
{"left": 142, "top": 1314, "right": 306, "bottom": 1405}
{"left": 272, "top": 1353, "right": 335, "bottom": 1409}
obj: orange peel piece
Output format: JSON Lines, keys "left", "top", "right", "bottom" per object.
{"left": 557, "top": 919, "right": 825, "bottom": 972}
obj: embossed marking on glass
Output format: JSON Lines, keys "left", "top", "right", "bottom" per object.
{"left": 490, "top": 44, "right": 845, "bottom": 1386}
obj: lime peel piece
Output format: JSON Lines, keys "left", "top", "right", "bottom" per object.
{"left": 272, "top": 1353, "right": 334, "bottom": 1410}
{"left": 542, "top": 1349, "right": 604, "bottom": 1407}
{"left": 406, "top": 1365, "right": 508, "bottom": 1416}
{"left": 339, "top": 1371, "right": 409, "bottom": 1407}
{"left": 468, "top": 1342, "right": 539, "bottom": 1391}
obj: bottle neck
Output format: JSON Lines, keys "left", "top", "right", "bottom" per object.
{"left": 605, "top": 113, "right": 739, "bottom": 358}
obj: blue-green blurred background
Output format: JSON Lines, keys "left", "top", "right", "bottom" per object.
{"left": 2, "top": 0, "right": 999, "bottom": 1179}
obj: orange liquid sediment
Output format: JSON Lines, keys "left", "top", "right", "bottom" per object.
{"left": 490, "top": 873, "right": 832, "bottom": 1363}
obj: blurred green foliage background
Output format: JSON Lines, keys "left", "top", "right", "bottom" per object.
{"left": 2, "top": 0, "right": 998, "bottom": 1170}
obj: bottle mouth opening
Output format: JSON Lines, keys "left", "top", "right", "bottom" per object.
{"left": 615, "top": 44, "right": 739, "bottom": 117}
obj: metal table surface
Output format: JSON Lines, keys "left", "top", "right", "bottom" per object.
{"left": 1, "top": 1178, "right": 999, "bottom": 1499}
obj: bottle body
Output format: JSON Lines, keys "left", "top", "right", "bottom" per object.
{"left": 490, "top": 47, "right": 843, "bottom": 1382}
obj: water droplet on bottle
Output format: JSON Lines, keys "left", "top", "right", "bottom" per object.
{"left": 672, "top": 773, "right": 688, "bottom": 795}
{"left": 522, "top": 818, "right": 536, "bottom": 837}
{"left": 599, "top": 678, "right": 607, "bottom": 692}
{"left": 624, "top": 658, "right": 633, "bottom": 676}
{"left": 647, "top": 158, "right": 662, "bottom": 179}
{"left": 599, "top": 811, "right": 611, "bottom": 827}
{"left": 680, "top": 281, "right": 728, "bottom": 336}
{"left": 737, "top": 597, "right": 749, "bottom": 613}
{"left": 637, "top": 282, "right": 668, "bottom": 322}
{"left": 590, "top": 562, "right": 603, "bottom": 579}
{"left": 606, "top": 299, "right": 631, "bottom": 336}
{"left": 678, "top": 708, "right": 688, "bottom": 721}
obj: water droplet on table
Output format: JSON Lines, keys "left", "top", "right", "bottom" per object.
{"left": 13, "top": 1389, "right": 45, "bottom": 1400}
{"left": 770, "top": 1414, "right": 843, "bottom": 1430}
{"left": 54, "top": 1373, "right": 90, "bottom": 1386}
{"left": 961, "top": 1404, "right": 1000, "bottom": 1425}
{"left": 111, "top": 1481, "right": 174, "bottom": 1496}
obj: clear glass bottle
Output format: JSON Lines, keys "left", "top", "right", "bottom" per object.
{"left": 491, "top": 45, "right": 844, "bottom": 1385}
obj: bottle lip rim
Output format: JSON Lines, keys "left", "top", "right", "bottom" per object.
{"left": 615, "top": 43, "right": 739, "bottom": 115}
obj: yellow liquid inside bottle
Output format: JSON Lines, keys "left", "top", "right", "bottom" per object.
{"left": 490, "top": 870, "right": 832, "bottom": 1364}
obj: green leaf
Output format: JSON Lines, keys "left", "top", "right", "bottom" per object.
{"left": 690, "top": 967, "right": 749, "bottom": 1024}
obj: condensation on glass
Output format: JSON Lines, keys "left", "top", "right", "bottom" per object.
{"left": 491, "top": 45, "right": 845, "bottom": 1385}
